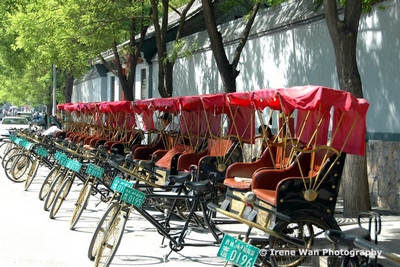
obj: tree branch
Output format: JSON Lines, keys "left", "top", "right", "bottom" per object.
{"left": 344, "top": 0, "right": 362, "bottom": 35}
{"left": 175, "top": 0, "right": 195, "bottom": 41}
{"left": 232, "top": 2, "right": 260, "bottom": 72}
{"left": 323, "top": 0, "right": 341, "bottom": 37}
{"left": 97, "top": 53, "right": 118, "bottom": 77}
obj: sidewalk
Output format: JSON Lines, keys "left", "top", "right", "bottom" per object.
{"left": 334, "top": 199, "right": 400, "bottom": 267}
{"left": 1, "top": 162, "right": 399, "bottom": 267}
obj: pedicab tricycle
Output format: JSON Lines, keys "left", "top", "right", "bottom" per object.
{"left": 210, "top": 85, "right": 369, "bottom": 267}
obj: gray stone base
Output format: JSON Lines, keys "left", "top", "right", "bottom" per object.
{"left": 367, "top": 140, "right": 400, "bottom": 210}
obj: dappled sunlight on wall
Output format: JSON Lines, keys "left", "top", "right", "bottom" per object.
{"left": 358, "top": 0, "right": 400, "bottom": 135}
{"left": 169, "top": 0, "right": 399, "bottom": 136}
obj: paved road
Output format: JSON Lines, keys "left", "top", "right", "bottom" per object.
{"left": 0, "top": 163, "right": 225, "bottom": 267}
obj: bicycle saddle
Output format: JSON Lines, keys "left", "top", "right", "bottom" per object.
{"left": 184, "top": 179, "right": 212, "bottom": 194}
{"left": 169, "top": 172, "right": 191, "bottom": 184}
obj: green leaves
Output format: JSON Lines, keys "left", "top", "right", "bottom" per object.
{"left": 0, "top": 0, "right": 154, "bottom": 105}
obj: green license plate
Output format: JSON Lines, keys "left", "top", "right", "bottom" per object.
{"left": 58, "top": 155, "right": 69, "bottom": 166}
{"left": 110, "top": 177, "right": 133, "bottom": 193}
{"left": 19, "top": 139, "right": 28, "bottom": 147}
{"left": 121, "top": 187, "right": 145, "bottom": 207}
{"left": 217, "top": 234, "right": 260, "bottom": 267}
{"left": 24, "top": 142, "right": 34, "bottom": 150}
{"left": 15, "top": 138, "right": 24, "bottom": 145}
{"left": 85, "top": 163, "right": 104, "bottom": 178}
{"left": 54, "top": 151, "right": 66, "bottom": 161}
{"left": 35, "top": 147, "right": 49, "bottom": 158}
{"left": 65, "top": 159, "right": 82, "bottom": 172}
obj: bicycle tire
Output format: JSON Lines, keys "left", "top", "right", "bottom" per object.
{"left": 1, "top": 146, "right": 22, "bottom": 168}
{"left": 24, "top": 158, "right": 40, "bottom": 190}
{"left": 88, "top": 201, "right": 120, "bottom": 261}
{"left": 0, "top": 139, "right": 12, "bottom": 159}
{"left": 44, "top": 171, "right": 66, "bottom": 211}
{"left": 268, "top": 213, "right": 340, "bottom": 267}
{"left": 11, "top": 154, "right": 31, "bottom": 180}
{"left": 3, "top": 152, "right": 21, "bottom": 181}
{"left": 39, "top": 166, "right": 61, "bottom": 200}
{"left": 5, "top": 153, "right": 31, "bottom": 183}
{"left": 2, "top": 146, "right": 19, "bottom": 169}
{"left": 94, "top": 208, "right": 127, "bottom": 267}
{"left": 70, "top": 181, "right": 93, "bottom": 230}
{"left": 49, "top": 176, "right": 74, "bottom": 219}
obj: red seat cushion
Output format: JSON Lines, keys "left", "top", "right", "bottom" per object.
{"left": 253, "top": 189, "right": 277, "bottom": 206}
{"left": 223, "top": 177, "right": 252, "bottom": 191}
{"left": 155, "top": 144, "right": 193, "bottom": 169}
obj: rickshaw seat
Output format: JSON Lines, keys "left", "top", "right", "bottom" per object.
{"left": 252, "top": 147, "right": 336, "bottom": 207}
{"left": 147, "top": 134, "right": 179, "bottom": 160}
{"left": 154, "top": 144, "right": 194, "bottom": 170}
{"left": 252, "top": 189, "right": 277, "bottom": 206}
{"left": 223, "top": 142, "right": 299, "bottom": 191}
{"left": 151, "top": 136, "right": 205, "bottom": 175}
{"left": 73, "top": 133, "right": 88, "bottom": 144}
{"left": 66, "top": 131, "right": 75, "bottom": 138}
{"left": 103, "top": 130, "right": 142, "bottom": 155}
{"left": 55, "top": 131, "right": 66, "bottom": 139}
{"left": 177, "top": 138, "right": 233, "bottom": 172}
{"left": 132, "top": 136, "right": 166, "bottom": 160}
{"left": 223, "top": 145, "right": 277, "bottom": 190}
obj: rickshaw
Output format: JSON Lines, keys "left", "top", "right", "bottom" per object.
{"left": 91, "top": 92, "right": 259, "bottom": 267}
{"left": 209, "top": 85, "right": 369, "bottom": 267}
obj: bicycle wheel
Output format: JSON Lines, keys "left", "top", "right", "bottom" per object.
{"left": 268, "top": 213, "right": 340, "bottom": 267}
{"left": 49, "top": 176, "right": 74, "bottom": 219}
{"left": 0, "top": 139, "right": 12, "bottom": 159}
{"left": 94, "top": 208, "right": 128, "bottom": 267}
{"left": 39, "top": 165, "right": 61, "bottom": 200}
{"left": 70, "top": 181, "right": 93, "bottom": 230}
{"left": 2, "top": 146, "right": 19, "bottom": 169}
{"left": 24, "top": 158, "right": 40, "bottom": 190}
{"left": 44, "top": 171, "right": 68, "bottom": 211}
{"left": 5, "top": 153, "right": 31, "bottom": 183}
{"left": 3, "top": 152, "right": 21, "bottom": 181}
{"left": 88, "top": 201, "right": 120, "bottom": 261}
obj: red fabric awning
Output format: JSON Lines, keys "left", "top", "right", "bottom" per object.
{"left": 57, "top": 103, "right": 73, "bottom": 111}
{"left": 99, "top": 101, "right": 132, "bottom": 113}
{"left": 66, "top": 85, "right": 368, "bottom": 155}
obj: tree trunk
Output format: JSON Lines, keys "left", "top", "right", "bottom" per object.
{"left": 150, "top": 0, "right": 170, "bottom": 98}
{"left": 165, "top": 60, "right": 173, "bottom": 97}
{"left": 323, "top": 0, "right": 371, "bottom": 217}
{"left": 202, "top": 0, "right": 237, "bottom": 93}
{"left": 64, "top": 72, "right": 74, "bottom": 103}
{"left": 202, "top": 0, "right": 260, "bottom": 93}
{"left": 97, "top": 14, "right": 149, "bottom": 102}
{"left": 343, "top": 154, "right": 371, "bottom": 217}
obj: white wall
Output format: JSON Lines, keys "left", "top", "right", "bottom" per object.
{"left": 72, "top": 77, "right": 107, "bottom": 103}
{"left": 150, "top": 0, "right": 399, "bottom": 138}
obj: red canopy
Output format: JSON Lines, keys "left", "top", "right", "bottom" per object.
{"left": 226, "top": 92, "right": 255, "bottom": 141}
{"left": 64, "top": 103, "right": 82, "bottom": 112}
{"left": 99, "top": 101, "right": 132, "bottom": 113}
{"left": 179, "top": 94, "right": 226, "bottom": 136}
{"left": 251, "top": 86, "right": 369, "bottom": 155}
{"left": 57, "top": 103, "right": 73, "bottom": 111}
{"left": 151, "top": 97, "right": 180, "bottom": 114}
{"left": 64, "top": 85, "right": 368, "bottom": 155}
{"left": 277, "top": 86, "right": 369, "bottom": 115}
{"left": 133, "top": 98, "right": 155, "bottom": 115}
